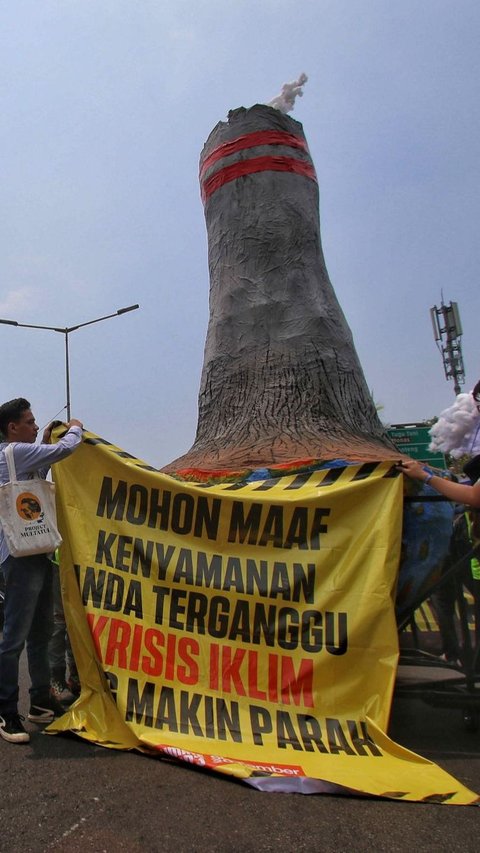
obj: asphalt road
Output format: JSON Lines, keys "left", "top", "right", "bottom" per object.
{"left": 0, "top": 657, "right": 478, "bottom": 852}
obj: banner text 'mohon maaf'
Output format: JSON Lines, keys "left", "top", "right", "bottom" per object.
{"left": 96, "top": 477, "right": 331, "bottom": 550}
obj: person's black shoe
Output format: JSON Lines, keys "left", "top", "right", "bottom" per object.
{"left": 0, "top": 713, "right": 30, "bottom": 743}
{"left": 28, "top": 695, "right": 66, "bottom": 723}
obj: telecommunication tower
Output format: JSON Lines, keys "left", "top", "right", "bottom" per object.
{"left": 430, "top": 300, "right": 465, "bottom": 395}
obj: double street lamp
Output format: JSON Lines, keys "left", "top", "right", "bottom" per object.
{"left": 0, "top": 304, "right": 139, "bottom": 420}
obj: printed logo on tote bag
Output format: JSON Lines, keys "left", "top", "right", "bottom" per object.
{"left": 16, "top": 492, "right": 43, "bottom": 521}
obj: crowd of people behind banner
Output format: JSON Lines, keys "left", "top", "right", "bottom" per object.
{"left": 0, "top": 382, "right": 479, "bottom": 745}
{"left": 397, "top": 378, "right": 480, "bottom": 666}
{"left": 429, "top": 455, "right": 480, "bottom": 666}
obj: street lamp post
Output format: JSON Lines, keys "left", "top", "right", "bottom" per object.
{"left": 0, "top": 304, "right": 139, "bottom": 420}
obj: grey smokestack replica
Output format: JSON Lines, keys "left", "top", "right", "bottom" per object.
{"left": 165, "top": 96, "right": 396, "bottom": 473}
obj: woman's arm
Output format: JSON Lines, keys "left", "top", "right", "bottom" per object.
{"left": 397, "top": 459, "right": 480, "bottom": 508}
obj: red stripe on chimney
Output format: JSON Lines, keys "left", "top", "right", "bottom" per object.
{"left": 201, "top": 155, "right": 317, "bottom": 202}
{"left": 200, "top": 130, "right": 309, "bottom": 180}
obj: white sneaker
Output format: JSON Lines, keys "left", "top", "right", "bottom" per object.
{"left": 0, "top": 713, "right": 30, "bottom": 743}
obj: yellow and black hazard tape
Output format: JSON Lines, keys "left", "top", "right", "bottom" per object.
{"left": 194, "top": 461, "right": 399, "bottom": 492}
{"left": 75, "top": 432, "right": 160, "bottom": 473}
{"left": 403, "top": 595, "right": 476, "bottom": 634}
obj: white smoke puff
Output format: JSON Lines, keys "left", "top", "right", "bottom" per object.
{"left": 267, "top": 73, "right": 308, "bottom": 113}
{"left": 429, "top": 391, "right": 480, "bottom": 458}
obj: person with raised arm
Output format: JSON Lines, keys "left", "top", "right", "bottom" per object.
{"left": 0, "top": 398, "right": 83, "bottom": 744}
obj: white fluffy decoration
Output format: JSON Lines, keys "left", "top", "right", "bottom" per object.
{"left": 429, "top": 391, "right": 480, "bottom": 458}
{"left": 267, "top": 73, "right": 308, "bottom": 113}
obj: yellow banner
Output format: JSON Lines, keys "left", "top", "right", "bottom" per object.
{"left": 49, "top": 432, "right": 478, "bottom": 804}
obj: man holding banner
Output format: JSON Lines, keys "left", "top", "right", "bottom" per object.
{"left": 0, "top": 398, "right": 83, "bottom": 744}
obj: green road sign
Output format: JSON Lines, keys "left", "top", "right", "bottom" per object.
{"left": 387, "top": 423, "right": 446, "bottom": 468}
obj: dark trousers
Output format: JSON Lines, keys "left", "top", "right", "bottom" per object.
{"left": 49, "top": 562, "right": 78, "bottom": 682}
{"left": 0, "top": 554, "right": 54, "bottom": 715}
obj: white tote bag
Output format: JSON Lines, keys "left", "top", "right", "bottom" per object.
{"left": 0, "top": 443, "right": 62, "bottom": 557}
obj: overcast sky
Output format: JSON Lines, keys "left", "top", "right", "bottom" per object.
{"left": 1, "top": 0, "right": 479, "bottom": 467}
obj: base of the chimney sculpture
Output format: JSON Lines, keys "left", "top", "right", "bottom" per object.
{"left": 162, "top": 433, "right": 401, "bottom": 478}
